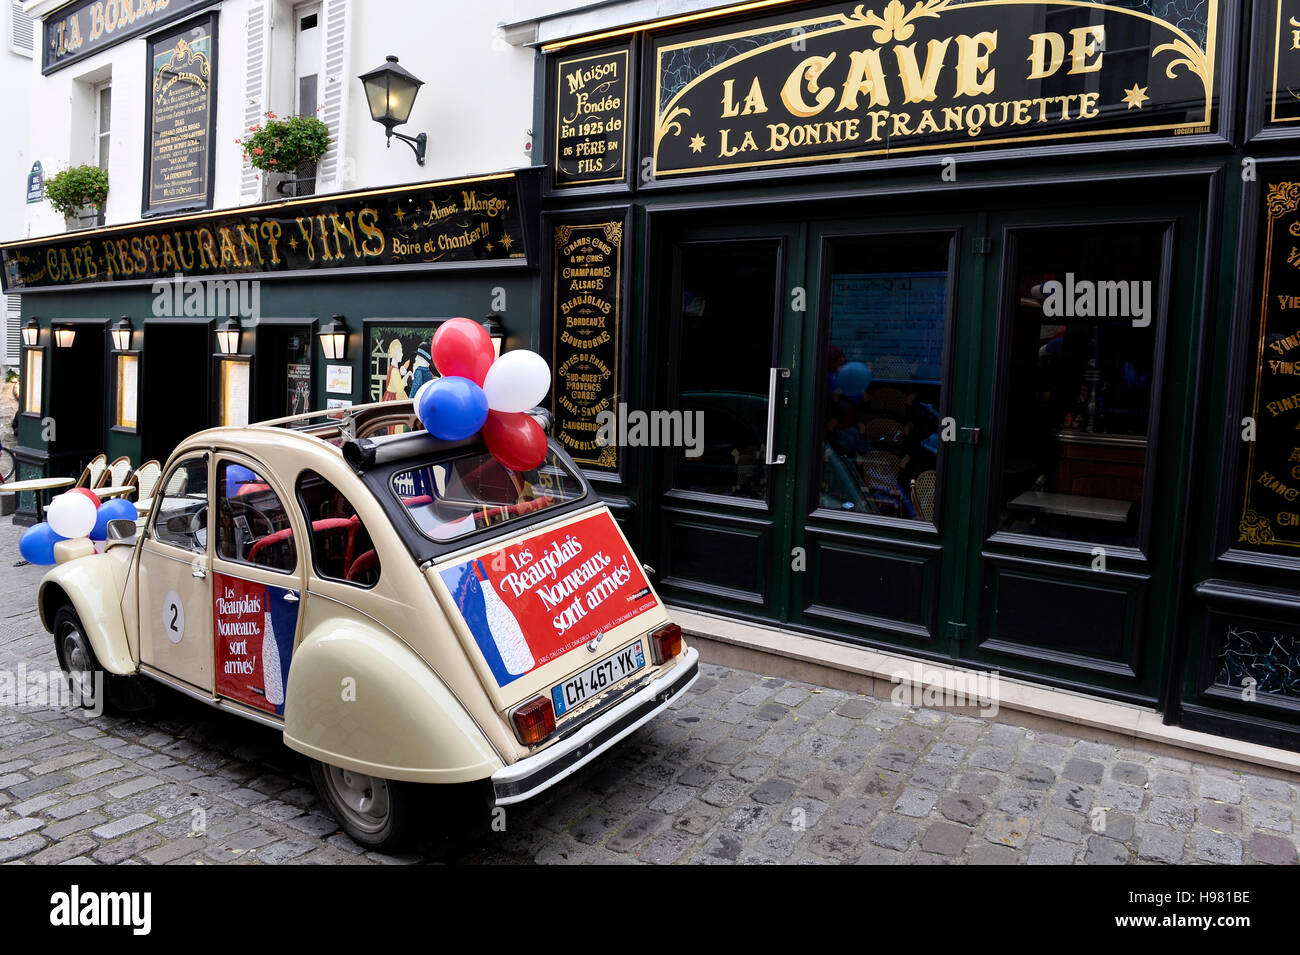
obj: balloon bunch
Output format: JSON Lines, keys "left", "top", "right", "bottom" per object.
{"left": 413, "top": 319, "right": 551, "bottom": 472}
{"left": 19, "top": 488, "right": 139, "bottom": 566}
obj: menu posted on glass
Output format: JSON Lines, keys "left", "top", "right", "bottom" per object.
{"left": 143, "top": 14, "right": 217, "bottom": 216}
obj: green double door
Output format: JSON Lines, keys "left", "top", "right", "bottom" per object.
{"left": 649, "top": 195, "right": 1206, "bottom": 703}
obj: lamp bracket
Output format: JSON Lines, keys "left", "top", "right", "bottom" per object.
{"left": 387, "top": 129, "right": 427, "bottom": 166}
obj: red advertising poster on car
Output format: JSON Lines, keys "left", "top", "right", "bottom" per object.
{"left": 439, "top": 511, "right": 659, "bottom": 688}
{"left": 213, "top": 573, "right": 299, "bottom": 715}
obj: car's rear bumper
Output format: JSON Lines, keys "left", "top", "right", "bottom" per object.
{"left": 490, "top": 646, "right": 700, "bottom": 806}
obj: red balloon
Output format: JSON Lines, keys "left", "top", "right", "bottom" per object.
{"left": 69, "top": 487, "right": 101, "bottom": 508}
{"left": 483, "top": 411, "right": 548, "bottom": 472}
{"left": 431, "top": 318, "right": 495, "bottom": 386}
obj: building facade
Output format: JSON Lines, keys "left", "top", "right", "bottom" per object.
{"left": 4, "top": 0, "right": 1300, "bottom": 756}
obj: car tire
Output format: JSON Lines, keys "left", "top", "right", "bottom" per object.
{"left": 310, "top": 759, "right": 428, "bottom": 851}
{"left": 52, "top": 604, "right": 111, "bottom": 713}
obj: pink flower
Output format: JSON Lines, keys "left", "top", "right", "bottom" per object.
{"left": 253, "top": 146, "right": 263, "bottom": 155}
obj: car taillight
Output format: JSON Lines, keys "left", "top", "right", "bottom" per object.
{"left": 651, "top": 622, "right": 682, "bottom": 664}
{"left": 512, "top": 696, "right": 556, "bottom": 746}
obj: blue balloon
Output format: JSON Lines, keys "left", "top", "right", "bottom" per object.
{"left": 418, "top": 376, "right": 489, "bottom": 441}
{"left": 835, "top": 361, "right": 872, "bottom": 397}
{"left": 225, "top": 463, "right": 258, "bottom": 499}
{"left": 19, "top": 522, "right": 64, "bottom": 565}
{"left": 91, "top": 498, "right": 139, "bottom": 541}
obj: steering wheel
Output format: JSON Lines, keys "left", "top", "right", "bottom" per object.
{"left": 220, "top": 497, "right": 277, "bottom": 555}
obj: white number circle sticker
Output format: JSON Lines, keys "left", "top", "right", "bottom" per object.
{"left": 163, "top": 590, "right": 186, "bottom": 644}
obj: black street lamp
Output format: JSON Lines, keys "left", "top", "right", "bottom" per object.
{"left": 358, "top": 55, "right": 427, "bottom": 166}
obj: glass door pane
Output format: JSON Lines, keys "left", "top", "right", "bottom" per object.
{"left": 994, "top": 223, "right": 1164, "bottom": 549}
{"left": 820, "top": 232, "right": 953, "bottom": 522}
{"left": 672, "top": 239, "right": 780, "bottom": 501}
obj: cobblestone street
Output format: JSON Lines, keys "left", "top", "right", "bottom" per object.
{"left": 1, "top": 518, "right": 1298, "bottom": 865}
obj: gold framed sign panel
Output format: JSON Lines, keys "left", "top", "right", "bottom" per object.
{"left": 553, "top": 47, "right": 632, "bottom": 188}
{"left": 649, "top": 0, "right": 1221, "bottom": 178}
{"left": 114, "top": 353, "right": 140, "bottom": 430}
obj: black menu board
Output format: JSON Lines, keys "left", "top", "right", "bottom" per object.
{"left": 1239, "top": 177, "right": 1300, "bottom": 552}
{"left": 1267, "top": 0, "right": 1300, "bottom": 127}
{"left": 551, "top": 220, "right": 624, "bottom": 471}
{"left": 552, "top": 48, "right": 630, "bottom": 188}
{"left": 143, "top": 14, "right": 217, "bottom": 217}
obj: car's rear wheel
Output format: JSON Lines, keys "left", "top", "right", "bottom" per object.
{"left": 310, "top": 760, "right": 424, "bottom": 851}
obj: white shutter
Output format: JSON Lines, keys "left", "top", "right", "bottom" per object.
{"left": 4, "top": 295, "right": 20, "bottom": 366}
{"left": 241, "top": 0, "right": 271, "bottom": 203}
{"left": 8, "top": 0, "right": 33, "bottom": 57}
{"left": 315, "top": 0, "right": 350, "bottom": 191}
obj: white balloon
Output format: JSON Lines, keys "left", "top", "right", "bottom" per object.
{"left": 47, "top": 492, "right": 98, "bottom": 540}
{"left": 483, "top": 350, "right": 551, "bottom": 413}
{"left": 413, "top": 379, "right": 433, "bottom": 408}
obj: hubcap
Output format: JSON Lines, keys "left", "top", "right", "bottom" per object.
{"left": 323, "top": 765, "right": 392, "bottom": 834}
{"left": 60, "top": 625, "right": 94, "bottom": 707}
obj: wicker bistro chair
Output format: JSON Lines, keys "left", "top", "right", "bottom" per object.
{"left": 859, "top": 450, "right": 907, "bottom": 517}
{"left": 75, "top": 453, "right": 108, "bottom": 489}
{"left": 128, "top": 460, "right": 162, "bottom": 502}
{"left": 94, "top": 455, "right": 133, "bottom": 490}
{"left": 910, "top": 469, "right": 938, "bottom": 522}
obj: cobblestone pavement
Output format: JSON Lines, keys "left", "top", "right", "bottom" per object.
{"left": 1, "top": 519, "right": 1298, "bottom": 865}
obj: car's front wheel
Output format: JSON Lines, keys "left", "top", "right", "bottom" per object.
{"left": 52, "top": 605, "right": 108, "bottom": 712}
{"left": 310, "top": 760, "right": 425, "bottom": 851}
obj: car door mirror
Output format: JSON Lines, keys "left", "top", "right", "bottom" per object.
{"left": 105, "top": 518, "right": 138, "bottom": 550}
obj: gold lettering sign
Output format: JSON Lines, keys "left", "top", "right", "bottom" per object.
{"left": 651, "top": 0, "right": 1219, "bottom": 177}
{"left": 554, "top": 48, "right": 631, "bottom": 187}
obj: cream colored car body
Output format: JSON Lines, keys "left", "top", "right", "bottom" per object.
{"left": 37, "top": 404, "right": 697, "bottom": 803}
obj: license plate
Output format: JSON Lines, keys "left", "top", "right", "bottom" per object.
{"left": 552, "top": 641, "right": 645, "bottom": 717}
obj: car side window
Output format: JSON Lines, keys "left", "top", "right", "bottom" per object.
{"left": 295, "top": 470, "right": 381, "bottom": 587}
{"left": 151, "top": 456, "right": 209, "bottom": 552}
{"left": 216, "top": 462, "right": 297, "bottom": 573}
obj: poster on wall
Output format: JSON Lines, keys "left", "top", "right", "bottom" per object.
{"left": 551, "top": 219, "right": 624, "bottom": 472}
{"left": 1238, "top": 177, "right": 1300, "bottom": 553}
{"left": 286, "top": 362, "right": 311, "bottom": 415}
{"left": 438, "top": 511, "right": 658, "bottom": 689}
{"left": 143, "top": 13, "right": 218, "bottom": 217}
{"left": 326, "top": 364, "right": 353, "bottom": 395}
{"left": 366, "top": 323, "right": 438, "bottom": 403}
{"left": 213, "top": 573, "right": 299, "bottom": 716}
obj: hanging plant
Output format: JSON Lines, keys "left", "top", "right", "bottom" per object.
{"left": 45, "top": 165, "right": 109, "bottom": 219}
{"left": 237, "top": 111, "right": 331, "bottom": 173}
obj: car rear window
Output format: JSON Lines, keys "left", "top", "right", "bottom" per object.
{"left": 390, "top": 449, "right": 584, "bottom": 542}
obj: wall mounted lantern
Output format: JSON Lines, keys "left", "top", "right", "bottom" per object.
{"left": 216, "top": 318, "right": 241, "bottom": 355}
{"left": 319, "top": 316, "right": 347, "bottom": 361}
{"left": 111, "top": 317, "right": 133, "bottom": 351}
{"left": 359, "top": 55, "right": 428, "bottom": 166}
{"left": 22, "top": 318, "right": 39, "bottom": 347}
{"left": 53, "top": 325, "right": 76, "bottom": 348}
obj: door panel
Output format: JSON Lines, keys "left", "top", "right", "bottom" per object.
{"left": 139, "top": 453, "right": 213, "bottom": 692}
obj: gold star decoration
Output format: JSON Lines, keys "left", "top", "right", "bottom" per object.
{"left": 500, "top": 233, "right": 515, "bottom": 250}
{"left": 393, "top": 206, "right": 406, "bottom": 222}
{"left": 689, "top": 133, "right": 706, "bottom": 154}
{"left": 1121, "top": 84, "right": 1149, "bottom": 110}
{"left": 485, "top": 241, "right": 494, "bottom": 252}
{"left": 288, "top": 237, "right": 299, "bottom": 250}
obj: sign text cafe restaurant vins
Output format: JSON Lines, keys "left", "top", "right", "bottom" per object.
{"left": 8, "top": 0, "right": 1300, "bottom": 757}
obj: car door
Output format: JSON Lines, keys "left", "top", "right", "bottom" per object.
{"left": 209, "top": 453, "right": 306, "bottom": 719}
{"left": 138, "top": 453, "right": 214, "bottom": 692}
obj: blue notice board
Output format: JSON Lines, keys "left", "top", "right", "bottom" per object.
{"left": 830, "top": 272, "right": 947, "bottom": 384}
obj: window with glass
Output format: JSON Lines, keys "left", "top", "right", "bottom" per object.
{"left": 217, "top": 462, "right": 297, "bottom": 572}
{"left": 152, "top": 456, "right": 209, "bottom": 551}
{"left": 995, "top": 223, "right": 1163, "bottom": 547}
{"left": 392, "top": 449, "right": 584, "bottom": 542}
{"left": 674, "top": 240, "right": 780, "bottom": 499}
{"left": 820, "top": 232, "right": 952, "bottom": 521}
{"left": 296, "top": 470, "right": 380, "bottom": 587}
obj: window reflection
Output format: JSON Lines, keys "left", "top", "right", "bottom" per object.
{"left": 821, "top": 233, "right": 950, "bottom": 521}
{"left": 997, "top": 224, "right": 1161, "bottom": 547}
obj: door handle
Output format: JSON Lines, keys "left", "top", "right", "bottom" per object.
{"left": 283, "top": 592, "right": 299, "bottom": 603}
{"left": 191, "top": 565, "right": 206, "bottom": 579}
{"left": 765, "top": 367, "right": 791, "bottom": 465}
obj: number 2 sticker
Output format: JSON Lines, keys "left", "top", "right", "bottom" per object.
{"left": 163, "top": 590, "right": 185, "bottom": 644}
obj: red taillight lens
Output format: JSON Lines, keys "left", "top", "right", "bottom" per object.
{"left": 651, "top": 622, "right": 682, "bottom": 664}
{"left": 512, "top": 696, "right": 556, "bottom": 745}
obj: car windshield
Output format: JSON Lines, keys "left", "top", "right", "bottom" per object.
{"left": 390, "top": 448, "right": 585, "bottom": 542}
